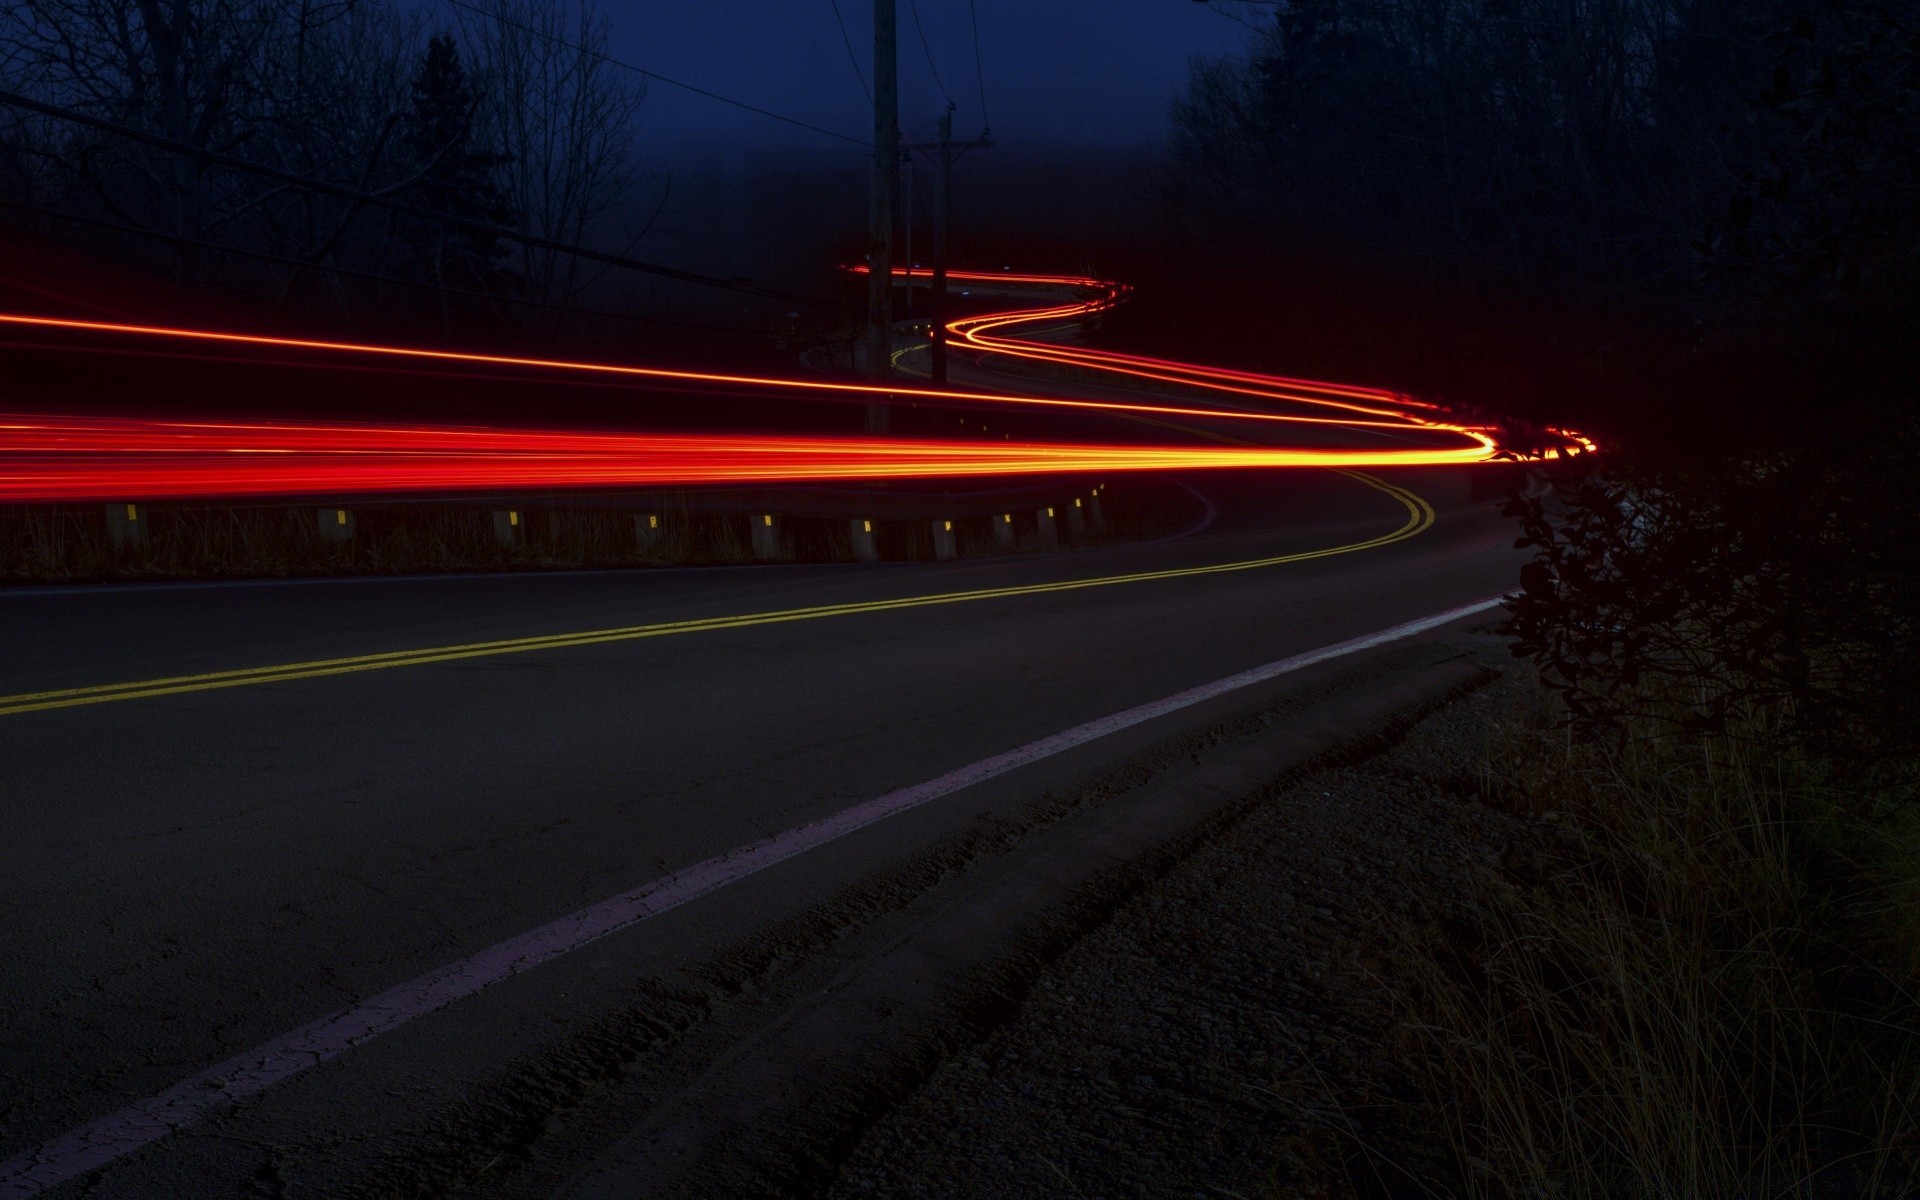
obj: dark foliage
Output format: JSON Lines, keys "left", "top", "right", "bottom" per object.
{"left": 1165, "top": 0, "right": 1795, "bottom": 313}
{"left": 0, "top": 1, "right": 657, "bottom": 354}
{"left": 401, "top": 34, "right": 517, "bottom": 312}
{"left": 1166, "top": 1, "right": 1920, "bottom": 753}
{"left": 1708, "top": 0, "right": 1920, "bottom": 313}
{"left": 1155, "top": 0, "right": 1920, "bottom": 452}
{"left": 1501, "top": 436, "right": 1920, "bottom": 758}
{"left": 1498, "top": 3, "right": 1920, "bottom": 752}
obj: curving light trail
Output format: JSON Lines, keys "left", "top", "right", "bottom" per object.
{"left": 0, "top": 269, "right": 1582, "bottom": 503}
{"left": 885, "top": 267, "right": 1592, "bottom": 454}
{"left": 0, "top": 416, "right": 1493, "bottom": 503}
{"left": 874, "top": 266, "right": 1437, "bottom": 416}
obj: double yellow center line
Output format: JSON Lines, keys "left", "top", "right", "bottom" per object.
{"left": 0, "top": 473, "right": 1432, "bottom": 718}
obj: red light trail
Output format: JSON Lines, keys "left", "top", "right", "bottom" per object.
{"left": 0, "top": 415, "right": 1501, "bottom": 503}
{"left": 0, "top": 270, "right": 1586, "bottom": 503}
{"left": 869, "top": 266, "right": 1435, "bottom": 414}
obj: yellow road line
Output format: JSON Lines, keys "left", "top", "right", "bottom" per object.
{"left": 0, "top": 475, "right": 1432, "bottom": 718}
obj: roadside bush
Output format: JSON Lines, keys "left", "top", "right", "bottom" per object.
{"left": 1500, "top": 425, "right": 1920, "bottom": 760}
{"left": 1465, "top": 407, "right": 1920, "bottom": 1191}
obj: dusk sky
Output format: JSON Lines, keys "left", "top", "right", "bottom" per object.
{"left": 563, "top": 1, "right": 1253, "bottom": 159}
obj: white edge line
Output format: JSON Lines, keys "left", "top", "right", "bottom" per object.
{"left": 0, "top": 595, "right": 1504, "bottom": 1197}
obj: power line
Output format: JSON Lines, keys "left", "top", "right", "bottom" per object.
{"left": 967, "top": 0, "right": 990, "bottom": 132}
{"left": 441, "top": 0, "right": 870, "bottom": 146}
{"left": 1196, "top": 0, "right": 1767, "bottom": 42}
{"left": 827, "top": 0, "right": 874, "bottom": 105}
{"left": 0, "top": 88, "right": 854, "bottom": 313}
{"left": 1199, "top": 2, "right": 1267, "bottom": 35}
{"left": 0, "top": 199, "right": 785, "bottom": 339}
{"left": 907, "top": 0, "right": 954, "bottom": 107}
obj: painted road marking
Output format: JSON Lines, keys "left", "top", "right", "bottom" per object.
{"left": 0, "top": 594, "right": 1502, "bottom": 1198}
{"left": 0, "top": 474, "right": 1432, "bottom": 717}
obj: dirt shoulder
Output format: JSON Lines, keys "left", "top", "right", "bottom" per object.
{"left": 828, "top": 634, "right": 1537, "bottom": 1199}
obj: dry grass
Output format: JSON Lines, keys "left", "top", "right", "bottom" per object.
{"left": 1393, "top": 687, "right": 1920, "bottom": 1197}
{"left": 0, "top": 503, "right": 792, "bottom": 581}
{"left": 0, "top": 486, "right": 1194, "bottom": 583}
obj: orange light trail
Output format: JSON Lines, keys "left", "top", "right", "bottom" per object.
{"left": 0, "top": 269, "right": 1585, "bottom": 502}
{"left": 0, "top": 312, "right": 1468, "bottom": 435}
{"left": 0, "top": 414, "right": 1499, "bottom": 502}
{"left": 866, "top": 264, "right": 1440, "bottom": 414}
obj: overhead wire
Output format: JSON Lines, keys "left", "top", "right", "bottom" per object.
{"left": 0, "top": 89, "right": 854, "bottom": 313}
{"left": 826, "top": 0, "right": 874, "bottom": 105}
{"left": 1199, "top": 2, "right": 1268, "bottom": 35}
{"left": 1196, "top": 0, "right": 1768, "bottom": 42}
{"left": 906, "top": 0, "right": 953, "bottom": 107}
{"left": 440, "top": 0, "right": 870, "bottom": 145}
{"left": 0, "top": 199, "right": 783, "bottom": 339}
{"left": 967, "top": 0, "right": 990, "bottom": 132}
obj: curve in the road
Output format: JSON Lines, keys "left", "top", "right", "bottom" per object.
{"left": 0, "top": 271, "right": 1540, "bottom": 1199}
{"left": 0, "top": 592, "right": 1503, "bottom": 1200}
{"left": 0, "top": 268, "right": 1584, "bottom": 502}
{"left": 0, "top": 471, "right": 1430, "bottom": 717}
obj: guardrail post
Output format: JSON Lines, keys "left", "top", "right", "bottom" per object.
{"left": 1066, "top": 496, "right": 1088, "bottom": 535}
{"left": 492, "top": 509, "right": 522, "bottom": 547}
{"left": 993, "top": 511, "right": 1015, "bottom": 551}
{"left": 1088, "top": 486, "right": 1108, "bottom": 532}
{"left": 635, "top": 512, "right": 662, "bottom": 552}
{"left": 105, "top": 502, "right": 147, "bottom": 551}
{"left": 931, "top": 518, "right": 957, "bottom": 561}
{"left": 1035, "top": 505, "right": 1059, "bottom": 549}
{"left": 751, "top": 513, "right": 781, "bottom": 561}
{"left": 317, "top": 507, "right": 355, "bottom": 543}
{"left": 850, "top": 518, "right": 879, "bottom": 562}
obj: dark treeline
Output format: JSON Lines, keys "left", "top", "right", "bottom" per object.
{"left": 1127, "top": 0, "right": 1917, "bottom": 454}
{"left": 1145, "top": 7, "right": 1920, "bottom": 1190}
{"left": 0, "top": 0, "right": 708, "bottom": 349}
{"left": 1138, "top": 0, "right": 1919, "bottom": 756}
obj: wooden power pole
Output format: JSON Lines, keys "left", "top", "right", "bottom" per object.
{"left": 865, "top": 0, "right": 899, "bottom": 433}
{"left": 907, "top": 108, "right": 991, "bottom": 386}
{"left": 931, "top": 109, "right": 952, "bottom": 385}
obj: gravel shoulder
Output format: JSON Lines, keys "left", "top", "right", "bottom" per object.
{"left": 828, "top": 632, "right": 1536, "bottom": 1200}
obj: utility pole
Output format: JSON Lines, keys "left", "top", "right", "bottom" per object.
{"left": 906, "top": 108, "right": 991, "bottom": 387}
{"left": 901, "top": 160, "right": 913, "bottom": 318}
{"left": 931, "top": 109, "right": 953, "bottom": 386}
{"left": 865, "top": 0, "right": 899, "bottom": 433}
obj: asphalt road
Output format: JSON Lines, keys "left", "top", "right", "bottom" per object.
{"left": 0, "top": 459, "right": 1524, "bottom": 1196}
{"left": 0, "top": 288, "right": 1530, "bottom": 1195}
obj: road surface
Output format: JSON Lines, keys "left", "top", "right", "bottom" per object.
{"left": 0, "top": 459, "right": 1523, "bottom": 1197}
{"left": 0, "top": 270, "right": 1543, "bottom": 1195}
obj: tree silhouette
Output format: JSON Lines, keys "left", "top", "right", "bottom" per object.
{"left": 402, "top": 33, "right": 517, "bottom": 318}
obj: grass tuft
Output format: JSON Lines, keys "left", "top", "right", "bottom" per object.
{"left": 1393, "top": 684, "right": 1920, "bottom": 1197}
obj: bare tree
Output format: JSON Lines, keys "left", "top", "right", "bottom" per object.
{"left": 1167, "top": 0, "right": 1794, "bottom": 290}
{"left": 0, "top": 0, "right": 663, "bottom": 335}
{"left": 453, "top": 0, "right": 646, "bottom": 324}
{"left": 246, "top": 2, "right": 422, "bottom": 308}
{"left": 1, "top": 0, "right": 285, "bottom": 281}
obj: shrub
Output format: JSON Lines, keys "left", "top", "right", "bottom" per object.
{"left": 1500, "top": 428, "right": 1920, "bottom": 760}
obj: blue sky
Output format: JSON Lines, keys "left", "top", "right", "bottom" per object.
{"left": 575, "top": 1, "right": 1252, "bottom": 157}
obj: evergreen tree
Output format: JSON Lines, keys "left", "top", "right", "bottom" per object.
{"left": 403, "top": 34, "right": 517, "bottom": 309}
